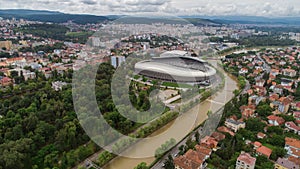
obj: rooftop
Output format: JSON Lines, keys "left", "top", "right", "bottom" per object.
{"left": 256, "top": 145, "right": 272, "bottom": 158}
{"left": 276, "top": 158, "right": 300, "bottom": 169}
{"left": 237, "top": 152, "right": 256, "bottom": 166}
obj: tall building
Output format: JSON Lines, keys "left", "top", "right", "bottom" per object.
{"left": 236, "top": 152, "right": 256, "bottom": 169}
{"left": 111, "top": 56, "right": 126, "bottom": 68}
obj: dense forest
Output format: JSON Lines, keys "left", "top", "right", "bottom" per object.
{"left": 0, "top": 63, "right": 144, "bottom": 169}
{"left": 15, "top": 24, "right": 94, "bottom": 43}
{"left": 0, "top": 9, "right": 109, "bottom": 24}
{"left": 209, "top": 35, "right": 297, "bottom": 47}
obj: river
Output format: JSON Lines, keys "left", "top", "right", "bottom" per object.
{"left": 103, "top": 61, "right": 238, "bottom": 169}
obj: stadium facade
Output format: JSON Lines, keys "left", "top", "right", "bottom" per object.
{"left": 134, "top": 51, "right": 217, "bottom": 84}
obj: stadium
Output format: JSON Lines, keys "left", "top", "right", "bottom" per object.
{"left": 134, "top": 51, "right": 217, "bottom": 84}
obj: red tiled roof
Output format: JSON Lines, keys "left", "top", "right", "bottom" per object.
{"left": 256, "top": 146, "right": 272, "bottom": 158}
{"left": 194, "top": 145, "right": 212, "bottom": 157}
{"left": 254, "top": 141, "right": 262, "bottom": 148}
{"left": 257, "top": 132, "right": 266, "bottom": 138}
{"left": 285, "top": 121, "right": 300, "bottom": 131}
{"left": 288, "top": 156, "right": 300, "bottom": 166}
{"left": 1, "top": 77, "right": 12, "bottom": 83}
{"left": 200, "top": 136, "right": 218, "bottom": 149}
{"left": 285, "top": 137, "right": 300, "bottom": 149}
{"left": 267, "top": 115, "right": 285, "bottom": 125}
{"left": 217, "top": 126, "right": 235, "bottom": 136}
{"left": 211, "top": 132, "right": 226, "bottom": 142}
{"left": 296, "top": 102, "right": 300, "bottom": 108}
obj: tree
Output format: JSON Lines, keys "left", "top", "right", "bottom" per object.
{"left": 268, "top": 134, "right": 285, "bottom": 147}
{"left": 270, "top": 147, "right": 286, "bottom": 161}
{"left": 134, "top": 162, "right": 148, "bottom": 169}
{"left": 256, "top": 103, "right": 273, "bottom": 117}
{"left": 163, "top": 155, "right": 175, "bottom": 169}
{"left": 195, "top": 131, "right": 200, "bottom": 143}
{"left": 245, "top": 118, "right": 266, "bottom": 132}
{"left": 255, "top": 155, "right": 274, "bottom": 169}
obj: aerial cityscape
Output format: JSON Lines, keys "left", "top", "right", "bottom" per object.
{"left": 0, "top": 1, "right": 300, "bottom": 169}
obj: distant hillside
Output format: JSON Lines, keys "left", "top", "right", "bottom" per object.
{"left": 199, "top": 15, "right": 300, "bottom": 25}
{"left": 0, "top": 9, "right": 109, "bottom": 24}
{"left": 183, "top": 18, "right": 221, "bottom": 26}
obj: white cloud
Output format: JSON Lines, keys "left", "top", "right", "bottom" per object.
{"left": 0, "top": 0, "right": 300, "bottom": 16}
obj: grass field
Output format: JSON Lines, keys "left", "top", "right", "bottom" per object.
{"left": 162, "top": 82, "right": 193, "bottom": 88}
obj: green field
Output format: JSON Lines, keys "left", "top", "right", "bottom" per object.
{"left": 162, "top": 82, "right": 193, "bottom": 88}
{"left": 66, "top": 31, "right": 94, "bottom": 37}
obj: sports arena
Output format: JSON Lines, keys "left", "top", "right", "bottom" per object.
{"left": 134, "top": 51, "right": 217, "bottom": 84}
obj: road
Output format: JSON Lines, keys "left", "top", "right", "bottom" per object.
{"left": 151, "top": 107, "right": 225, "bottom": 169}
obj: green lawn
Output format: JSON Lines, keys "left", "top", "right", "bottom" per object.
{"left": 162, "top": 82, "right": 193, "bottom": 88}
{"left": 66, "top": 31, "right": 94, "bottom": 37}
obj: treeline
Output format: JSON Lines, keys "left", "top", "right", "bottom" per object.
{"left": 211, "top": 35, "right": 297, "bottom": 47}
{"left": 239, "top": 36, "right": 297, "bottom": 47}
{"left": 15, "top": 24, "right": 93, "bottom": 43}
{"left": 19, "top": 42, "right": 66, "bottom": 53}
{"left": 0, "top": 63, "right": 133, "bottom": 169}
{"left": 15, "top": 24, "right": 69, "bottom": 40}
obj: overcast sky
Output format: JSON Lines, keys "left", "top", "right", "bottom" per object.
{"left": 1, "top": 0, "right": 300, "bottom": 17}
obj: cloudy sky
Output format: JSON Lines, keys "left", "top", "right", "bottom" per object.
{"left": 1, "top": 0, "right": 300, "bottom": 17}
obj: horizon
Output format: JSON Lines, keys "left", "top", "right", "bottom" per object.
{"left": 0, "top": 0, "right": 300, "bottom": 17}
{"left": 1, "top": 8, "right": 300, "bottom": 19}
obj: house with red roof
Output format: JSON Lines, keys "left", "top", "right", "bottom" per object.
{"left": 267, "top": 115, "right": 285, "bottom": 126}
{"left": 211, "top": 132, "right": 226, "bottom": 142}
{"left": 282, "top": 68, "right": 297, "bottom": 77}
{"left": 256, "top": 145, "right": 272, "bottom": 158}
{"left": 174, "top": 145, "right": 212, "bottom": 169}
{"left": 236, "top": 152, "right": 256, "bottom": 169}
{"left": 0, "top": 77, "right": 12, "bottom": 87}
{"left": 295, "top": 102, "right": 300, "bottom": 111}
{"left": 257, "top": 132, "right": 266, "bottom": 139}
{"left": 285, "top": 122, "right": 300, "bottom": 135}
{"left": 253, "top": 141, "right": 262, "bottom": 149}
{"left": 200, "top": 136, "right": 218, "bottom": 149}
{"left": 293, "top": 112, "right": 300, "bottom": 120}
{"left": 285, "top": 137, "right": 300, "bottom": 158}
{"left": 217, "top": 126, "right": 235, "bottom": 136}
{"left": 240, "top": 104, "right": 256, "bottom": 119}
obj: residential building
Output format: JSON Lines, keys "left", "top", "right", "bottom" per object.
{"left": 200, "top": 136, "right": 218, "bottom": 149}
{"left": 285, "top": 122, "right": 300, "bottom": 135}
{"left": 274, "top": 158, "right": 300, "bottom": 169}
{"left": 256, "top": 145, "right": 272, "bottom": 158}
{"left": 235, "top": 152, "right": 256, "bottom": 169}
{"left": 225, "top": 118, "right": 246, "bottom": 132}
{"left": 267, "top": 115, "right": 285, "bottom": 126}
{"left": 174, "top": 145, "right": 211, "bottom": 169}
{"left": 0, "top": 77, "right": 12, "bottom": 86}
{"left": 257, "top": 132, "right": 266, "bottom": 139}
{"left": 52, "top": 81, "right": 68, "bottom": 91}
{"left": 217, "top": 126, "right": 235, "bottom": 136}
{"left": 285, "top": 137, "right": 300, "bottom": 158}
{"left": 211, "top": 132, "right": 226, "bottom": 142}
{"left": 282, "top": 69, "right": 297, "bottom": 77}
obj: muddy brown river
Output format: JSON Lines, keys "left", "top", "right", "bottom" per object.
{"left": 103, "top": 61, "right": 238, "bottom": 169}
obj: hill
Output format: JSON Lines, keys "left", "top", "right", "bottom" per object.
{"left": 0, "top": 9, "right": 109, "bottom": 24}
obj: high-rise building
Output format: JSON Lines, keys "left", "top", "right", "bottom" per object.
{"left": 111, "top": 56, "right": 126, "bottom": 68}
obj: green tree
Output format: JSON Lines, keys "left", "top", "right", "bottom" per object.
{"left": 134, "top": 162, "right": 148, "bottom": 169}
{"left": 163, "top": 155, "right": 175, "bottom": 169}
